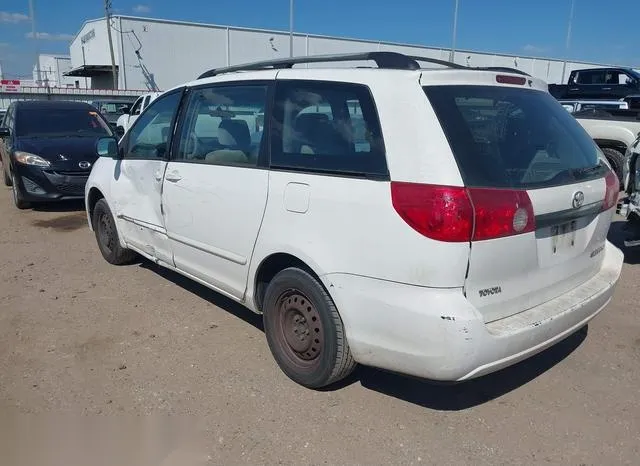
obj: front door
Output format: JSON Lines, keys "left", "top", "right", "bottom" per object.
{"left": 112, "top": 89, "right": 183, "bottom": 265}
{"left": 162, "top": 82, "right": 271, "bottom": 300}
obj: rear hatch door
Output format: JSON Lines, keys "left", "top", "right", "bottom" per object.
{"left": 425, "top": 81, "right": 616, "bottom": 322}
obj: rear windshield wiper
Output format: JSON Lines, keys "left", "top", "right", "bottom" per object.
{"left": 572, "top": 164, "right": 604, "bottom": 177}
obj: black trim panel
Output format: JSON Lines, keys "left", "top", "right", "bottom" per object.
{"left": 535, "top": 201, "right": 603, "bottom": 229}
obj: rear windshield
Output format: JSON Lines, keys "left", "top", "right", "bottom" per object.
{"left": 16, "top": 107, "right": 112, "bottom": 138}
{"left": 424, "top": 86, "right": 605, "bottom": 189}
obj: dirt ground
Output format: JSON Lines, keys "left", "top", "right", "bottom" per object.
{"left": 0, "top": 186, "right": 639, "bottom": 466}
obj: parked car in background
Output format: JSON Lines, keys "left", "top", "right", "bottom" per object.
{"left": 549, "top": 67, "right": 640, "bottom": 100}
{"left": 88, "top": 100, "right": 134, "bottom": 133}
{"left": 85, "top": 52, "right": 623, "bottom": 389}
{"left": 617, "top": 135, "right": 640, "bottom": 246}
{"left": 572, "top": 107, "right": 640, "bottom": 186}
{"left": 115, "top": 92, "right": 161, "bottom": 138}
{"left": 559, "top": 99, "right": 628, "bottom": 113}
{"left": 0, "top": 100, "right": 113, "bottom": 209}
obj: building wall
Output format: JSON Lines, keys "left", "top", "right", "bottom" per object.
{"left": 69, "top": 19, "right": 120, "bottom": 84}
{"left": 70, "top": 16, "right": 629, "bottom": 91}
{"left": 32, "top": 55, "right": 78, "bottom": 88}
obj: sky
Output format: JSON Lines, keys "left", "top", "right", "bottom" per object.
{"left": 0, "top": 0, "right": 638, "bottom": 78}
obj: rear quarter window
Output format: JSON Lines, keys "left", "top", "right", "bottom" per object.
{"left": 270, "top": 80, "right": 388, "bottom": 178}
{"left": 424, "top": 85, "right": 603, "bottom": 189}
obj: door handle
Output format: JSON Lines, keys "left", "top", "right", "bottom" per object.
{"left": 165, "top": 172, "right": 182, "bottom": 182}
{"left": 602, "top": 87, "right": 611, "bottom": 90}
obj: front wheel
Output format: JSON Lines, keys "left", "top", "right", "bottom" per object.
{"left": 263, "top": 268, "right": 356, "bottom": 388}
{"left": 92, "top": 198, "right": 136, "bottom": 265}
{"left": 11, "top": 173, "right": 30, "bottom": 209}
{"left": 3, "top": 163, "right": 11, "bottom": 186}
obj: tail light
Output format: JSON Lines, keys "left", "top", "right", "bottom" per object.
{"left": 602, "top": 170, "right": 619, "bottom": 211}
{"left": 391, "top": 182, "right": 535, "bottom": 242}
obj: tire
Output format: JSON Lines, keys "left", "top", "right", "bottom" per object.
{"left": 601, "top": 147, "right": 624, "bottom": 189}
{"left": 262, "top": 267, "right": 356, "bottom": 388}
{"left": 11, "top": 172, "right": 30, "bottom": 210}
{"left": 3, "top": 163, "right": 11, "bottom": 187}
{"left": 92, "top": 198, "right": 136, "bottom": 265}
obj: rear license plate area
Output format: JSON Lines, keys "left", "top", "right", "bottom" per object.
{"left": 551, "top": 220, "right": 577, "bottom": 254}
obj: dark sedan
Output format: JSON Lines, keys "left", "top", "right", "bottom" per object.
{"left": 0, "top": 100, "right": 112, "bottom": 209}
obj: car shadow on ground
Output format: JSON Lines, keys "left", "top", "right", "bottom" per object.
{"left": 138, "top": 259, "right": 587, "bottom": 410}
{"left": 608, "top": 219, "right": 640, "bottom": 265}
{"left": 31, "top": 199, "right": 86, "bottom": 213}
{"left": 139, "top": 261, "right": 263, "bottom": 331}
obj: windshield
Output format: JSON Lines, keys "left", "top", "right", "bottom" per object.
{"left": 424, "top": 85, "right": 604, "bottom": 189}
{"left": 629, "top": 70, "right": 640, "bottom": 81}
{"left": 16, "top": 108, "right": 113, "bottom": 138}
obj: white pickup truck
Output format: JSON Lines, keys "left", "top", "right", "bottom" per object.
{"left": 572, "top": 108, "right": 640, "bottom": 186}
{"left": 115, "top": 91, "right": 161, "bottom": 138}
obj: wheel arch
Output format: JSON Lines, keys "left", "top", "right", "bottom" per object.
{"left": 594, "top": 138, "right": 628, "bottom": 153}
{"left": 86, "top": 187, "right": 105, "bottom": 230}
{"left": 252, "top": 252, "right": 326, "bottom": 313}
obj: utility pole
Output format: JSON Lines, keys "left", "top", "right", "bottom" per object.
{"left": 104, "top": 0, "right": 118, "bottom": 89}
{"left": 561, "top": 0, "right": 575, "bottom": 83}
{"left": 289, "top": 0, "right": 294, "bottom": 57}
{"left": 28, "top": 0, "right": 42, "bottom": 86}
{"left": 449, "top": 0, "right": 459, "bottom": 63}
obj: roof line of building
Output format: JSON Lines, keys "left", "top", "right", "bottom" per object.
{"left": 72, "top": 15, "right": 625, "bottom": 68}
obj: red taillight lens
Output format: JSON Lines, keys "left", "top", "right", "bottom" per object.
{"left": 391, "top": 182, "right": 473, "bottom": 242}
{"left": 467, "top": 188, "right": 535, "bottom": 240}
{"left": 603, "top": 170, "right": 619, "bottom": 211}
{"left": 391, "top": 182, "right": 535, "bottom": 242}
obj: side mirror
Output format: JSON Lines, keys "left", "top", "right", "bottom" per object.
{"left": 0, "top": 127, "right": 10, "bottom": 137}
{"left": 96, "top": 137, "right": 119, "bottom": 159}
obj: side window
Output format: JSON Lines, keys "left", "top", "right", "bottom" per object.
{"left": 142, "top": 95, "right": 151, "bottom": 110}
{"left": 125, "top": 91, "right": 182, "bottom": 160}
{"left": 130, "top": 97, "right": 143, "bottom": 116}
{"left": 174, "top": 84, "right": 267, "bottom": 166}
{"left": 271, "top": 81, "right": 387, "bottom": 177}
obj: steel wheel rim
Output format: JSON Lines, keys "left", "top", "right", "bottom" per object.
{"left": 274, "top": 290, "right": 324, "bottom": 370}
{"left": 97, "top": 212, "right": 115, "bottom": 253}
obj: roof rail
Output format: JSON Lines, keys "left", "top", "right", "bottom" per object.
{"left": 197, "top": 51, "right": 465, "bottom": 79}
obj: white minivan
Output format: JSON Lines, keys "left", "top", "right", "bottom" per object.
{"left": 85, "top": 52, "right": 624, "bottom": 388}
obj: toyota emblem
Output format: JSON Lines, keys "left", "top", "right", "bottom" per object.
{"left": 78, "top": 161, "right": 91, "bottom": 169}
{"left": 572, "top": 191, "right": 585, "bottom": 209}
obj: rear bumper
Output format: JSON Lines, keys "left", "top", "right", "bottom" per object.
{"left": 323, "top": 241, "right": 624, "bottom": 381}
{"left": 13, "top": 164, "right": 89, "bottom": 202}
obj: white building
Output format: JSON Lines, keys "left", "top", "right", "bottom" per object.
{"left": 33, "top": 54, "right": 81, "bottom": 88}
{"left": 67, "top": 15, "right": 630, "bottom": 91}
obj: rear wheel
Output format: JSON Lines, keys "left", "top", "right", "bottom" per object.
{"left": 92, "top": 198, "right": 136, "bottom": 265}
{"left": 11, "top": 172, "right": 30, "bottom": 210}
{"left": 262, "top": 267, "right": 356, "bottom": 388}
{"left": 601, "top": 147, "right": 625, "bottom": 189}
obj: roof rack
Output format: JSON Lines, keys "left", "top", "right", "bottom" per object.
{"left": 197, "top": 51, "right": 467, "bottom": 79}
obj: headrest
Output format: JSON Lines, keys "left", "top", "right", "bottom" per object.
{"left": 218, "top": 119, "right": 250, "bottom": 148}
{"left": 294, "top": 113, "right": 330, "bottom": 135}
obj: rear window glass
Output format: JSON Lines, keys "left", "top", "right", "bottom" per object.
{"left": 16, "top": 107, "right": 112, "bottom": 138}
{"left": 424, "top": 86, "right": 603, "bottom": 189}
